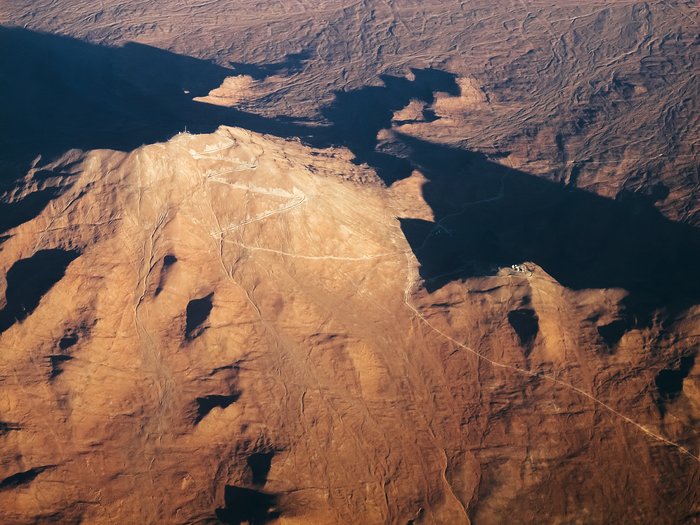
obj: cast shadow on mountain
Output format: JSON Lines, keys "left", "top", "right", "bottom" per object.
{"left": 0, "top": 27, "right": 456, "bottom": 185}
{"left": 0, "top": 26, "right": 457, "bottom": 241}
{"left": 0, "top": 26, "right": 230, "bottom": 180}
{"left": 0, "top": 249, "right": 80, "bottom": 334}
{"left": 396, "top": 133, "right": 700, "bottom": 327}
{"left": 312, "top": 68, "right": 459, "bottom": 183}
{"left": 215, "top": 485, "right": 280, "bottom": 525}
{"left": 2, "top": 26, "right": 700, "bottom": 330}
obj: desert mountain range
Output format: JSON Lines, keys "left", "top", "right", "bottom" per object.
{"left": 0, "top": 1, "right": 699, "bottom": 523}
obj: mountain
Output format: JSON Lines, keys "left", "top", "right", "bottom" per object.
{"left": 0, "top": 2, "right": 699, "bottom": 523}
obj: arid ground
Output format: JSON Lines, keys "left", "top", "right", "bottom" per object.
{"left": 0, "top": 1, "right": 699, "bottom": 523}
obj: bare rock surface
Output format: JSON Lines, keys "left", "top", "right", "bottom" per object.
{"left": 0, "top": 1, "right": 699, "bottom": 524}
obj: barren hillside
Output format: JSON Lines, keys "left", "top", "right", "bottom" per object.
{"left": 0, "top": 1, "right": 699, "bottom": 524}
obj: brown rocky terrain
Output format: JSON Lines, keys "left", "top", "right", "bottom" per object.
{"left": 0, "top": 1, "right": 699, "bottom": 524}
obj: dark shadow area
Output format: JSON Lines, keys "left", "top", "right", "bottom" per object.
{"left": 0, "top": 27, "right": 457, "bottom": 236}
{"left": 47, "top": 354, "right": 73, "bottom": 380}
{"left": 0, "top": 421, "right": 21, "bottom": 434}
{"left": 397, "top": 134, "right": 700, "bottom": 327}
{"left": 314, "top": 68, "right": 460, "bottom": 183}
{"left": 185, "top": 293, "right": 214, "bottom": 340}
{"left": 0, "top": 249, "right": 80, "bottom": 333}
{"left": 209, "top": 362, "right": 241, "bottom": 377}
{"left": 32, "top": 167, "right": 76, "bottom": 182}
{"left": 0, "top": 26, "right": 229, "bottom": 178}
{"left": 155, "top": 254, "right": 177, "bottom": 296}
{"left": 0, "top": 187, "right": 66, "bottom": 235}
{"left": 194, "top": 393, "right": 240, "bottom": 424}
{"left": 0, "top": 466, "right": 54, "bottom": 491}
{"left": 216, "top": 485, "right": 280, "bottom": 525}
{"left": 656, "top": 355, "right": 695, "bottom": 401}
{"left": 0, "top": 27, "right": 459, "bottom": 186}
{"left": 508, "top": 309, "right": 539, "bottom": 352}
{"left": 597, "top": 320, "right": 627, "bottom": 348}
{"left": 48, "top": 326, "right": 86, "bottom": 378}
{"left": 59, "top": 331, "right": 79, "bottom": 350}
{"left": 247, "top": 451, "right": 274, "bottom": 486}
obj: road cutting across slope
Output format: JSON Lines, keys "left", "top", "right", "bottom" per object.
{"left": 400, "top": 249, "right": 700, "bottom": 464}
{"left": 200, "top": 152, "right": 700, "bottom": 464}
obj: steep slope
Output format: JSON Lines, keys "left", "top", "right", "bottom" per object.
{"left": 0, "top": 127, "right": 698, "bottom": 524}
